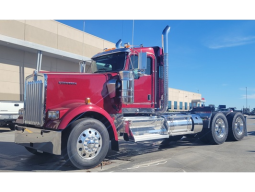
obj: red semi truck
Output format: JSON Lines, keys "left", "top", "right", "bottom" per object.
{"left": 15, "top": 26, "right": 246, "bottom": 169}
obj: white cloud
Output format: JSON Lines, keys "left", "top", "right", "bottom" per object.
{"left": 239, "top": 87, "right": 255, "bottom": 92}
{"left": 208, "top": 36, "right": 255, "bottom": 49}
{"left": 241, "top": 94, "right": 255, "bottom": 99}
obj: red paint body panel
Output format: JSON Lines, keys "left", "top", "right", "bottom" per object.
{"left": 56, "top": 104, "right": 118, "bottom": 140}
{"left": 45, "top": 73, "right": 119, "bottom": 114}
{"left": 42, "top": 72, "right": 120, "bottom": 140}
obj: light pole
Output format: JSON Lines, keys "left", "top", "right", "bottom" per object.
{"left": 246, "top": 87, "right": 247, "bottom": 109}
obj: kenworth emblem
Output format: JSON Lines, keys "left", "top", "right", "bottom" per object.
{"left": 58, "top": 81, "right": 77, "bottom": 85}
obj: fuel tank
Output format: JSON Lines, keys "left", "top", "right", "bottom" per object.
{"left": 161, "top": 113, "right": 203, "bottom": 135}
{"left": 122, "top": 113, "right": 204, "bottom": 142}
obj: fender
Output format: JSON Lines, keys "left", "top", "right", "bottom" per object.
{"left": 58, "top": 104, "right": 118, "bottom": 141}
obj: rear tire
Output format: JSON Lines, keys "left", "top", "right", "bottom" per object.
{"left": 66, "top": 118, "right": 110, "bottom": 170}
{"left": 199, "top": 112, "right": 228, "bottom": 145}
{"left": 227, "top": 112, "right": 246, "bottom": 141}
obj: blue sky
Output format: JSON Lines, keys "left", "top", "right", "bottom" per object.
{"left": 57, "top": 20, "right": 255, "bottom": 110}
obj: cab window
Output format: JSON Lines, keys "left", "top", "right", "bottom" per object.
{"left": 129, "top": 55, "right": 152, "bottom": 75}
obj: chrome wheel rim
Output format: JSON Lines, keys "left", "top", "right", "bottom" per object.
{"left": 234, "top": 117, "right": 244, "bottom": 136}
{"left": 76, "top": 128, "right": 102, "bottom": 159}
{"left": 214, "top": 118, "right": 226, "bottom": 138}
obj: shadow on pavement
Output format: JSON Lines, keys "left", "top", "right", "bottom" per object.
{"left": 0, "top": 130, "right": 11, "bottom": 133}
{"left": 105, "top": 137, "right": 206, "bottom": 162}
{"left": 1, "top": 130, "right": 245, "bottom": 172}
{"left": 247, "top": 131, "right": 255, "bottom": 136}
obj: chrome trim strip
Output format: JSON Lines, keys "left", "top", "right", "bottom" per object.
{"left": 124, "top": 103, "right": 154, "bottom": 105}
{"left": 122, "top": 108, "right": 155, "bottom": 114}
{"left": 131, "top": 134, "right": 169, "bottom": 142}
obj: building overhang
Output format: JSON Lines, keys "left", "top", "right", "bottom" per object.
{"left": 0, "top": 34, "right": 91, "bottom": 63}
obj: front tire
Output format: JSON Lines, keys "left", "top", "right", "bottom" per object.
{"left": 227, "top": 112, "right": 246, "bottom": 141}
{"left": 66, "top": 118, "right": 110, "bottom": 170}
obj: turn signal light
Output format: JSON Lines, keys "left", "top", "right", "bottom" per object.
{"left": 104, "top": 48, "right": 116, "bottom": 52}
{"left": 85, "top": 98, "right": 91, "bottom": 104}
{"left": 124, "top": 43, "right": 130, "bottom": 48}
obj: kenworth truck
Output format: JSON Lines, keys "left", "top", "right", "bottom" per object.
{"left": 15, "top": 26, "right": 246, "bottom": 169}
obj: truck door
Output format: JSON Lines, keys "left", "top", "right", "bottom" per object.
{"left": 122, "top": 53, "right": 155, "bottom": 113}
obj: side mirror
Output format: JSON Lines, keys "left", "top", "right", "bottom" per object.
{"left": 138, "top": 52, "right": 147, "bottom": 70}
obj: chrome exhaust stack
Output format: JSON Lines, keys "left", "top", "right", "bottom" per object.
{"left": 162, "top": 26, "right": 170, "bottom": 113}
{"left": 156, "top": 25, "right": 170, "bottom": 113}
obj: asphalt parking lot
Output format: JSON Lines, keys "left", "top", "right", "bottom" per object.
{"left": 0, "top": 116, "right": 255, "bottom": 172}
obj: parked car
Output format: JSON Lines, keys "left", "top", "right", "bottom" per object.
{"left": 0, "top": 101, "right": 23, "bottom": 130}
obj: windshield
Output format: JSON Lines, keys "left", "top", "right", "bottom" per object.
{"left": 90, "top": 52, "right": 127, "bottom": 73}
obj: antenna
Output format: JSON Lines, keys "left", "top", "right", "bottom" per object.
{"left": 132, "top": 20, "right": 134, "bottom": 48}
{"left": 122, "top": 20, "right": 123, "bottom": 41}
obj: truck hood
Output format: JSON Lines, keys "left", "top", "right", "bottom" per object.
{"left": 44, "top": 72, "right": 120, "bottom": 114}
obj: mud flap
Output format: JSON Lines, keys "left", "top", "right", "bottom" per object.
{"left": 244, "top": 116, "right": 248, "bottom": 136}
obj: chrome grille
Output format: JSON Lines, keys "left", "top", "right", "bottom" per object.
{"left": 24, "top": 74, "right": 46, "bottom": 126}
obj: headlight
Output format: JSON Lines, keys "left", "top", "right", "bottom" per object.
{"left": 48, "top": 111, "right": 59, "bottom": 120}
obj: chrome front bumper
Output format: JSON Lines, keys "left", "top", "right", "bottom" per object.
{"left": 15, "top": 126, "right": 62, "bottom": 155}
